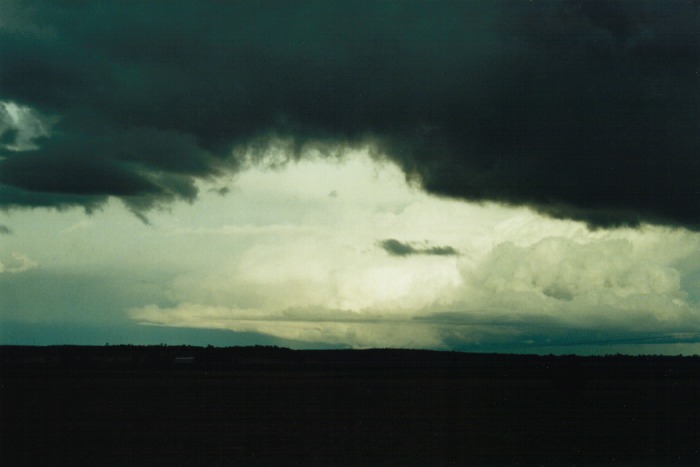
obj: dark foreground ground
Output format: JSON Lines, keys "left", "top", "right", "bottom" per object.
{"left": 2, "top": 346, "right": 700, "bottom": 466}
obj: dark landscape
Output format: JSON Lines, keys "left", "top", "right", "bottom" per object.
{"left": 2, "top": 345, "right": 700, "bottom": 466}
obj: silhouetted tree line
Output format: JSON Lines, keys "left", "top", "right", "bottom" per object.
{"left": 2, "top": 345, "right": 700, "bottom": 381}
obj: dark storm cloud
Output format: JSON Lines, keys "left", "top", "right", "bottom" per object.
{"left": 379, "top": 239, "right": 459, "bottom": 257}
{"left": 380, "top": 239, "right": 416, "bottom": 257}
{"left": 0, "top": 1, "right": 698, "bottom": 228}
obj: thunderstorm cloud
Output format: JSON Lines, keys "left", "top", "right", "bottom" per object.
{"left": 0, "top": 0, "right": 698, "bottom": 228}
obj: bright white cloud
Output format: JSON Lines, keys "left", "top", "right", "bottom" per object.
{"left": 455, "top": 235, "right": 694, "bottom": 329}
{"left": 121, "top": 148, "right": 700, "bottom": 350}
{"left": 3, "top": 146, "right": 700, "bottom": 350}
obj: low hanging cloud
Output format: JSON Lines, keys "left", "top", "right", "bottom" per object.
{"left": 379, "top": 239, "right": 459, "bottom": 257}
{"left": 0, "top": 252, "right": 38, "bottom": 274}
{"left": 1, "top": 1, "right": 699, "bottom": 228}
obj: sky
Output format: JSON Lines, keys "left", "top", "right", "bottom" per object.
{"left": 1, "top": 0, "right": 699, "bottom": 354}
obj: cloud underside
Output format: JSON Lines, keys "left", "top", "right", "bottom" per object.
{"left": 0, "top": 1, "right": 698, "bottom": 228}
{"left": 129, "top": 305, "right": 699, "bottom": 351}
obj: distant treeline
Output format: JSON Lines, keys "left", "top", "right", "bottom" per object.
{"left": 2, "top": 345, "right": 699, "bottom": 380}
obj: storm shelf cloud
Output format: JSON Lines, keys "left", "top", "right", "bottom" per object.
{"left": 0, "top": 0, "right": 698, "bottom": 229}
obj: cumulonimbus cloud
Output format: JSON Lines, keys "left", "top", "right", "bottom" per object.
{"left": 0, "top": 1, "right": 698, "bottom": 228}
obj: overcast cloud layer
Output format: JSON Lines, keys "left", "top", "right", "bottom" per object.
{"left": 1, "top": 1, "right": 698, "bottom": 228}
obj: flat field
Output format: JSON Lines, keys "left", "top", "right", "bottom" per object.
{"left": 2, "top": 346, "right": 699, "bottom": 465}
